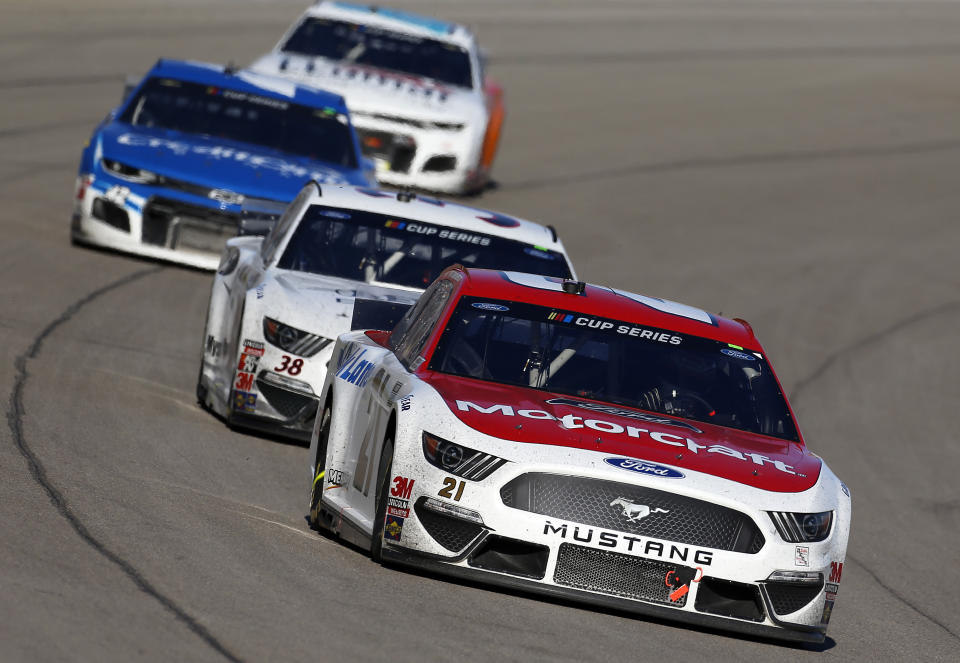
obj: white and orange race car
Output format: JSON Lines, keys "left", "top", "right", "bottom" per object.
{"left": 251, "top": 2, "right": 505, "bottom": 195}
{"left": 308, "top": 267, "right": 851, "bottom": 643}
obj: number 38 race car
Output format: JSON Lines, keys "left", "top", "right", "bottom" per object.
{"left": 197, "top": 184, "right": 574, "bottom": 440}
{"left": 308, "top": 267, "right": 851, "bottom": 643}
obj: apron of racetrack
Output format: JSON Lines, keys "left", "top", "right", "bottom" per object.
{"left": 1, "top": 1, "right": 958, "bottom": 660}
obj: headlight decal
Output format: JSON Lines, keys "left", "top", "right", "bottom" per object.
{"left": 422, "top": 431, "right": 506, "bottom": 481}
{"left": 262, "top": 317, "right": 332, "bottom": 357}
{"left": 768, "top": 511, "right": 833, "bottom": 543}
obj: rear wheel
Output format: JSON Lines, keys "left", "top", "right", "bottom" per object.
{"left": 308, "top": 403, "right": 333, "bottom": 530}
{"left": 370, "top": 437, "right": 394, "bottom": 563}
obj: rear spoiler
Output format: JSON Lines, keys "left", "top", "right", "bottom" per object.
{"left": 351, "top": 298, "right": 412, "bottom": 332}
{"left": 238, "top": 198, "right": 289, "bottom": 236}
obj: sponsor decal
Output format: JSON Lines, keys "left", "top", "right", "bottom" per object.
{"left": 326, "top": 468, "right": 346, "bottom": 488}
{"left": 472, "top": 302, "right": 509, "bottom": 312}
{"left": 610, "top": 497, "right": 669, "bottom": 521}
{"left": 391, "top": 381, "right": 403, "bottom": 396}
{"left": 384, "top": 515, "right": 404, "bottom": 541}
{"left": 543, "top": 521, "right": 714, "bottom": 566}
{"left": 115, "top": 133, "right": 347, "bottom": 184}
{"left": 720, "top": 348, "right": 756, "bottom": 361}
{"left": 829, "top": 561, "right": 844, "bottom": 584}
{"left": 546, "top": 311, "right": 575, "bottom": 323}
{"left": 204, "top": 334, "right": 224, "bottom": 358}
{"left": 335, "top": 348, "right": 374, "bottom": 387}
{"left": 104, "top": 185, "right": 130, "bottom": 206}
{"left": 391, "top": 475, "right": 415, "bottom": 500}
{"left": 384, "top": 220, "right": 406, "bottom": 229}
{"left": 454, "top": 400, "right": 798, "bottom": 476}
{"left": 795, "top": 546, "right": 810, "bottom": 567}
{"left": 841, "top": 482, "right": 850, "bottom": 497}
{"left": 605, "top": 458, "right": 685, "bottom": 479}
{"left": 820, "top": 597, "right": 835, "bottom": 625}
{"left": 232, "top": 390, "right": 256, "bottom": 413}
{"left": 475, "top": 211, "right": 521, "bottom": 228}
{"left": 238, "top": 353, "right": 260, "bottom": 374}
{"left": 547, "top": 313, "right": 683, "bottom": 345}
{"left": 826, "top": 582, "right": 839, "bottom": 594}
{"left": 524, "top": 246, "right": 556, "bottom": 260}
{"left": 320, "top": 210, "right": 351, "bottom": 219}
{"left": 665, "top": 566, "right": 704, "bottom": 603}
{"left": 400, "top": 396, "right": 412, "bottom": 412}
{"left": 548, "top": 397, "right": 702, "bottom": 433}
{"left": 387, "top": 496, "right": 410, "bottom": 519}
{"left": 234, "top": 371, "right": 255, "bottom": 392}
{"left": 242, "top": 339, "right": 265, "bottom": 357}
{"left": 255, "top": 283, "right": 265, "bottom": 299}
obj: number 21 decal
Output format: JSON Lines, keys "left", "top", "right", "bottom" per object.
{"left": 438, "top": 477, "right": 465, "bottom": 501}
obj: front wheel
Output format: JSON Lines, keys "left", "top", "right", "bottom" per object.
{"left": 308, "top": 403, "right": 332, "bottom": 530}
{"left": 370, "top": 437, "right": 394, "bottom": 563}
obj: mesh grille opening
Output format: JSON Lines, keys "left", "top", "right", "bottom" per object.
{"left": 765, "top": 581, "right": 823, "bottom": 616}
{"left": 553, "top": 543, "right": 692, "bottom": 607}
{"left": 502, "top": 473, "right": 764, "bottom": 553}
{"left": 413, "top": 499, "right": 483, "bottom": 552}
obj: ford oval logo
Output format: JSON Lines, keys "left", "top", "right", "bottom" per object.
{"left": 604, "top": 457, "right": 685, "bottom": 479}
{"left": 720, "top": 348, "right": 756, "bottom": 361}
{"left": 472, "top": 302, "right": 509, "bottom": 312}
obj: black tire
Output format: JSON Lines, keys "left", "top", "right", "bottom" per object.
{"left": 370, "top": 437, "right": 394, "bottom": 563}
{"left": 308, "top": 403, "right": 333, "bottom": 530}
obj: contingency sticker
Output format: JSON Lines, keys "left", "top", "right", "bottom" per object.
{"left": 384, "top": 515, "right": 405, "bottom": 541}
{"left": 795, "top": 546, "right": 810, "bottom": 567}
{"left": 233, "top": 390, "right": 257, "bottom": 413}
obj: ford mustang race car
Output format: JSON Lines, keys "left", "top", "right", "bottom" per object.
{"left": 198, "top": 185, "right": 574, "bottom": 440}
{"left": 308, "top": 267, "right": 851, "bottom": 643}
{"left": 71, "top": 59, "right": 375, "bottom": 269}
{"left": 250, "top": 2, "right": 505, "bottom": 195}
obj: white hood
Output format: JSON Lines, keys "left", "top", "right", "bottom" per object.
{"left": 260, "top": 270, "right": 422, "bottom": 341}
{"left": 250, "top": 53, "right": 484, "bottom": 125}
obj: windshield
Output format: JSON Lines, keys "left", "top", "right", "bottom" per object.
{"left": 282, "top": 17, "right": 473, "bottom": 89}
{"left": 277, "top": 205, "right": 572, "bottom": 289}
{"left": 430, "top": 297, "right": 800, "bottom": 441}
{"left": 119, "top": 77, "right": 358, "bottom": 167}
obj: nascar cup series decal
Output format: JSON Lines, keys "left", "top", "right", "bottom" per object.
{"left": 472, "top": 302, "right": 509, "bottom": 312}
{"left": 604, "top": 457, "right": 684, "bottom": 479}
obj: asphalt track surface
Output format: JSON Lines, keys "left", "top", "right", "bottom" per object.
{"left": 2, "top": 0, "right": 960, "bottom": 660}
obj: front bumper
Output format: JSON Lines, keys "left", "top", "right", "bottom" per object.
{"left": 379, "top": 462, "right": 841, "bottom": 643}
{"left": 72, "top": 173, "right": 254, "bottom": 270}
{"left": 352, "top": 116, "right": 485, "bottom": 195}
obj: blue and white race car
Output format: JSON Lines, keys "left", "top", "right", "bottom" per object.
{"left": 71, "top": 59, "right": 375, "bottom": 269}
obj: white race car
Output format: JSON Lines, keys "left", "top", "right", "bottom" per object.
{"left": 197, "top": 184, "right": 574, "bottom": 440}
{"left": 250, "top": 2, "right": 505, "bottom": 195}
{"left": 308, "top": 267, "right": 851, "bottom": 643}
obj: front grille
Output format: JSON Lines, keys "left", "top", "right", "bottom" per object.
{"left": 254, "top": 378, "right": 316, "bottom": 420}
{"left": 765, "top": 581, "right": 823, "bottom": 616}
{"left": 356, "top": 129, "right": 416, "bottom": 174}
{"left": 141, "top": 198, "right": 239, "bottom": 252}
{"left": 91, "top": 198, "right": 130, "bottom": 232}
{"left": 413, "top": 499, "right": 483, "bottom": 552}
{"left": 501, "top": 473, "right": 764, "bottom": 553}
{"left": 554, "top": 543, "right": 691, "bottom": 606}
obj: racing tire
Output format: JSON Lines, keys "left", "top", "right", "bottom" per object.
{"left": 370, "top": 437, "right": 394, "bottom": 564}
{"left": 308, "top": 402, "right": 333, "bottom": 530}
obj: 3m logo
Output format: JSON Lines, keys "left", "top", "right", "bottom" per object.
{"left": 391, "top": 475, "right": 415, "bottom": 500}
{"left": 234, "top": 372, "right": 255, "bottom": 392}
{"left": 829, "top": 561, "right": 844, "bottom": 584}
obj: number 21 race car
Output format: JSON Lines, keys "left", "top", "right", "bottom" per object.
{"left": 308, "top": 267, "right": 851, "bottom": 643}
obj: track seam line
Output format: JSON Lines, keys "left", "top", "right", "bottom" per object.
{"left": 788, "top": 300, "right": 960, "bottom": 643}
{"left": 5, "top": 265, "right": 243, "bottom": 663}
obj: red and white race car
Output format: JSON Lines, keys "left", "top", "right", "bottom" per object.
{"left": 308, "top": 267, "right": 850, "bottom": 643}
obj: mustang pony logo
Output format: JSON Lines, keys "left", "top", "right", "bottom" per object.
{"left": 610, "top": 497, "right": 669, "bottom": 522}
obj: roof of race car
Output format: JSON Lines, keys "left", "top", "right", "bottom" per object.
{"left": 143, "top": 59, "right": 350, "bottom": 112}
{"left": 453, "top": 268, "right": 759, "bottom": 347}
{"left": 304, "top": 1, "right": 475, "bottom": 48}
{"left": 305, "top": 185, "right": 565, "bottom": 251}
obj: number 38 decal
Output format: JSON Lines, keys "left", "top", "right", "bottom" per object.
{"left": 274, "top": 355, "right": 304, "bottom": 375}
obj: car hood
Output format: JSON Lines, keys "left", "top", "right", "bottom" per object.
{"left": 97, "top": 123, "right": 368, "bottom": 198}
{"left": 260, "top": 270, "right": 421, "bottom": 340}
{"left": 251, "top": 53, "right": 484, "bottom": 125}
{"left": 426, "top": 373, "right": 822, "bottom": 493}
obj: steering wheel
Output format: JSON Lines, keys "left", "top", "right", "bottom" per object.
{"left": 667, "top": 391, "right": 716, "bottom": 419}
